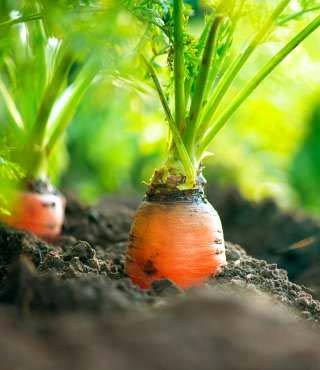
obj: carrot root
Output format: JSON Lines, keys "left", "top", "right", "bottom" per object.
{"left": 126, "top": 199, "right": 226, "bottom": 289}
{"left": 1, "top": 191, "right": 65, "bottom": 240}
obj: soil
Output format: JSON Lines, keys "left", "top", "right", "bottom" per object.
{"left": 206, "top": 185, "right": 320, "bottom": 295}
{"left": 1, "top": 190, "right": 320, "bottom": 369}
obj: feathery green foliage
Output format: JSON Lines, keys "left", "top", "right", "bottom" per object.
{"left": 0, "top": 2, "right": 103, "bottom": 183}
{"left": 127, "top": 0, "right": 320, "bottom": 189}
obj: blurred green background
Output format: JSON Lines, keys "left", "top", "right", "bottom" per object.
{"left": 61, "top": 0, "right": 320, "bottom": 216}
{"left": 1, "top": 0, "right": 320, "bottom": 216}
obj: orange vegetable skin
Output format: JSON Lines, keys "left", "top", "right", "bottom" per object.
{"left": 2, "top": 192, "right": 65, "bottom": 240}
{"left": 126, "top": 200, "right": 226, "bottom": 289}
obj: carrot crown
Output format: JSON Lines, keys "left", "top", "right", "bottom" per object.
{"left": 128, "top": 0, "right": 320, "bottom": 189}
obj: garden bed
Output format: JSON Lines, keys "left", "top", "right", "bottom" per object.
{"left": 207, "top": 185, "right": 320, "bottom": 295}
{"left": 0, "top": 191, "right": 320, "bottom": 369}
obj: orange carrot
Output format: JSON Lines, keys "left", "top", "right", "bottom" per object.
{"left": 126, "top": 198, "right": 226, "bottom": 289}
{"left": 1, "top": 191, "right": 65, "bottom": 240}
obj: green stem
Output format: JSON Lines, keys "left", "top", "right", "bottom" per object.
{"left": 202, "top": 18, "right": 235, "bottom": 105}
{"left": 184, "top": 78, "right": 192, "bottom": 107}
{"left": 184, "top": 14, "right": 214, "bottom": 107}
{"left": 0, "top": 13, "right": 42, "bottom": 29}
{"left": 196, "top": 0, "right": 292, "bottom": 139}
{"left": 184, "top": 16, "right": 223, "bottom": 154}
{"left": 26, "top": 3, "right": 48, "bottom": 94}
{"left": 197, "top": 14, "right": 320, "bottom": 157}
{"left": 29, "top": 150, "right": 48, "bottom": 180}
{"left": 0, "top": 79, "right": 24, "bottom": 130}
{"left": 26, "top": 51, "right": 73, "bottom": 179}
{"left": 30, "top": 52, "right": 73, "bottom": 149}
{"left": 142, "top": 55, "right": 174, "bottom": 128}
{"left": 278, "top": 5, "right": 320, "bottom": 25}
{"left": 143, "top": 56, "right": 195, "bottom": 182}
{"left": 173, "top": 0, "right": 186, "bottom": 133}
{"left": 46, "top": 62, "right": 98, "bottom": 156}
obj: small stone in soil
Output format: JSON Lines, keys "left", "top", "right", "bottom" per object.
{"left": 151, "top": 279, "right": 184, "bottom": 296}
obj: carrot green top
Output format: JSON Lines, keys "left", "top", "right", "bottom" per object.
{"left": 127, "top": 0, "right": 320, "bottom": 190}
{"left": 0, "top": 3, "right": 100, "bottom": 181}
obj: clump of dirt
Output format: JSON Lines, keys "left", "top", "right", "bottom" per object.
{"left": 206, "top": 185, "right": 320, "bottom": 295}
{"left": 0, "top": 223, "right": 156, "bottom": 314}
{"left": 215, "top": 244, "right": 320, "bottom": 322}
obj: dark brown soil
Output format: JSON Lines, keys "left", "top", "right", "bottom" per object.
{"left": 206, "top": 185, "right": 320, "bottom": 296}
{"left": 1, "top": 192, "right": 320, "bottom": 369}
{"left": 2, "top": 290, "right": 320, "bottom": 370}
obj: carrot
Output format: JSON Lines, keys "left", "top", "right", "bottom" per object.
{"left": 0, "top": 6, "right": 99, "bottom": 240}
{"left": 126, "top": 193, "right": 226, "bottom": 289}
{"left": 1, "top": 191, "right": 65, "bottom": 240}
{"left": 125, "top": 1, "right": 320, "bottom": 289}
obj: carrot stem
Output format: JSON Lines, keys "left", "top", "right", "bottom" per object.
{"left": 29, "top": 52, "right": 73, "bottom": 149}
{"left": 278, "top": 4, "right": 320, "bottom": 25}
{"left": 142, "top": 56, "right": 196, "bottom": 183}
{"left": 0, "top": 79, "right": 25, "bottom": 130}
{"left": 184, "top": 14, "right": 214, "bottom": 106}
{"left": 26, "top": 2, "right": 48, "bottom": 94}
{"left": 184, "top": 16, "right": 223, "bottom": 155}
{"left": 46, "top": 61, "right": 98, "bottom": 156}
{"left": 27, "top": 52, "right": 73, "bottom": 178}
{"left": 173, "top": 0, "right": 186, "bottom": 133}
{"left": 196, "top": 0, "right": 292, "bottom": 139}
{"left": 197, "top": 14, "right": 320, "bottom": 156}
{"left": 0, "top": 13, "right": 42, "bottom": 29}
{"left": 142, "top": 55, "right": 174, "bottom": 128}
